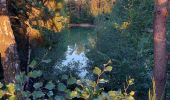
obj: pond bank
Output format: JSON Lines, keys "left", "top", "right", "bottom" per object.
{"left": 69, "top": 23, "right": 95, "bottom": 28}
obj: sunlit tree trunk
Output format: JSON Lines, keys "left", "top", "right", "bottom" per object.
{"left": 0, "top": 0, "right": 20, "bottom": 83}
{"left": 153, "top": 0, "right": 168, "bottom": 99}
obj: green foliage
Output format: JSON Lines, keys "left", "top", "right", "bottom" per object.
{"left": 57, "top": 83, "right": 66, "bottom": 91}
{"left": 0, "top": 90, "right": 3, "bottom": 99}
{"left": 0, "top": 82, "right": 16, "bottom": 100}
{"left": 7, "top": 83, "right": 15, "bottom": 94}
{"left": 2, "top": 0, "right": 166, "bottom": 99}
{"left": 32, "top": 91, "right": 45, "bottom": 99}
{"left": 29, "top": 60, "right": 37, "bottom": 68}
{"left": 93, "top": 67, "right": 102, "bottom": 75}
{"left": 67, "top": 77, "right": 77, "bottom": 85}
{"left": 22, "top": 91, "right": 31, "bottom": 98}
{"left": 0, "top": 82, "right": 3, "bottom": 88}
{"left": 33, "top": 82, "right": 43, "bottom": 89}
{"left": 45, "top": 81, "right": 55, "bottom": 90}
{"left": 61, "top": 74, "right": 68, "bottom": 80}
{"left": 66, "top": 0, "right": 94, "bottom": 24}
{"left": 50, "top": 64, "right": 135, "bottom": 100}
{"left": 85, "top": 0, "right": 154, "bottom": 99}
{"left": 28, "top": 70, "right": 42, "bottom": 78}
{"left": 9, "top": 95, "right": 16, "bottom": 100}
{"left": 105, "top": 66, "right": 113, "bottom": 72}
{"left": 0, "top": 62, "right": 135, "bottom": 100}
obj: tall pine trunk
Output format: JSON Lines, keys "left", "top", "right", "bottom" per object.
{"left": 153, "top": 0, "right": 168, "bottom": 99}
{"left": 0, "top": 0, "right": 20, "bottom": 83}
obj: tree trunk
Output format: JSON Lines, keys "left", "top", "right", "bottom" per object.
{"left": 0, "top": 0, "right": 20, "bottom": 83}
{"left": 153, "top": 0, "right": 168, "bottom": 99}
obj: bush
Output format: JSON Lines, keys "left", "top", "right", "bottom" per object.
{"left": 0, "top": 60, "right": 135, "bottom": 100}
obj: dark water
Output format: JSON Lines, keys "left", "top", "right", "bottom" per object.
{"left": 54, "top": 28, "right": 96, "bottom": 78}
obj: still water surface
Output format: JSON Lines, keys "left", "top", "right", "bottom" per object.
{"left": 55, "top": 28, "right": 96, "bottom": 78}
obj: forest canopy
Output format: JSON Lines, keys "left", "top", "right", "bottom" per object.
{"left": 0, "top": 0, "right": 170, "bottom": 100}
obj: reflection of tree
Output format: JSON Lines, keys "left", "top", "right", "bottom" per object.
{"left": 31, "top": 28, "right": 67, "bottom": 70}
{"left": 53, "top": 28, "right": 95, "bottom": 78}
{"left": 88, "top": 36, "right": 96, "bottom": 48}
{"left": 66, "top": 28, "right": 96, "bottom": 55}
{"left": 76, "top": 43, "right": 85, "bottom": 55}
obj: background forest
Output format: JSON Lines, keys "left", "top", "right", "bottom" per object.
{"left": 0, "top": 0, "right": 170, "bottom": 100}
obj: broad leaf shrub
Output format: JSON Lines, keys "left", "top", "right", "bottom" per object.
{"left": 0, "top": 60, "right": 135, "bottom": 100}
{"left": 87, "top": 0, "right": 154, "bottom": 99}
{"left": 0, "top": 83, "right": 16, "bottom": 100}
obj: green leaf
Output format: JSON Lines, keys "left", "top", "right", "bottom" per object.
{"left": 0, "top": 82, "right": 3, "bottom": 88}
{"left": 82, "top": 92, "right": 89, "bottom": 99}
{"left": 28, "top": 70, "right": 42, "bottom": 78}
{"left": 9, "top": 95, "right": 16, "bottom": 100}
{"left": 76, "top": 80, "right": 81, "bottom": 85}
{"left": 128, "top": 79, "right": 134, "bottom": 85}
{"left": 100, "top": 92, "right": 108, "bottom": 100}
{"left": 70, "top": 91, "right": 78, "bottom": 98}
{"left": 0, "top": 90, "right": 4, "bottom": 99}
{"left": 15, "top": 84, "right": 22, "bottom": 91}
{"left": 85, "top": 87, "right": 90, "bottom": 94}
{"left": 7, "top": 83, "right": 15, "bottom": 94}
{"left": 61, "top": 74, "right": 68, "bottom": 80}
{"left": 127, "top": 96, "right": 135, "bottom": 100}
{"left": 45, "top": 81, "right": 55, "bottom": 90}
{"left": 108, "top": 91, "right": 116, "bottom": 97}
{"left": 15, "top": 75, "right": 21, "bottom": 82}
{"left": 105, "top": 66, "right": 112, "bottom": 72}
{"left": 25, "top": 98, "right": 31, "bottom": 100}
{"left": 130, "top": 91, "right": 135, "bottom": 96}
{"left": 29, "top": 60, "right": 37, "bottom": 68}
{"left": 99, "top": 79, "right": 108, "bottom": 83}
{"left": 54, "top": 95, "right": 65, "bottom": 100}
{"left": 47, "top": 91, "right": 54, "bottom": 97}
{"left": 32, "top": 91, "right": 45, "bottom": 99}
{"left": 58, "top": 83, "right": 66, "bottom": 91}
{"left": 22, "top": 91, "right": 31, "bottom": 98}
{"left": 89, "top": 81, "right": 96, "bottom": 88}
{"left": 93, "top": 67, "right": 102, "bottom": 75}
{"left": 67, "top": 77, "right": 77, "bottom": 85}
{"left": 15, "top": 72, "right": 26, "bottom": 83}
{"left": 33, "top": 82, "right": 43, "bottom": 89}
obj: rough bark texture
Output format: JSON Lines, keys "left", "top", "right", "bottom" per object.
{"left": 153, "top": 0, "right": 168, "bottom": 99}
{"left": 0, "top": 0, "right": 20, "bottom": 83}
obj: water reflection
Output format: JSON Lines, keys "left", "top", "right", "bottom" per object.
{"left": 55, "top": 28, "right": 95, "bottom": 78}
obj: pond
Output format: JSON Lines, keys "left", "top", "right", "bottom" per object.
{"left": 54, "top": 28, "right": 97, "bottom": 78}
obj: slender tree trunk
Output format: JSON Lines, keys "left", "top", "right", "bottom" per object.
{"left": 153, "top": 0, "right": 168, "bottom": 99}
{"left": 0, "top": 0, "right": 20, "bottom": 83}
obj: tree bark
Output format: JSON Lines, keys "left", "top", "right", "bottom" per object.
{"left": 153, "top": 0, "right": 168, "bottom": 99}
{"left": 0, "top": 0, "right": 20, "bottom": 83}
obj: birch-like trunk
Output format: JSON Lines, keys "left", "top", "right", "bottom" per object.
{"left": 0, "top": 0, "right": 20, "bottom": 83}
{"left": 153, "top": 0, "right": 168, "bottom": 99}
